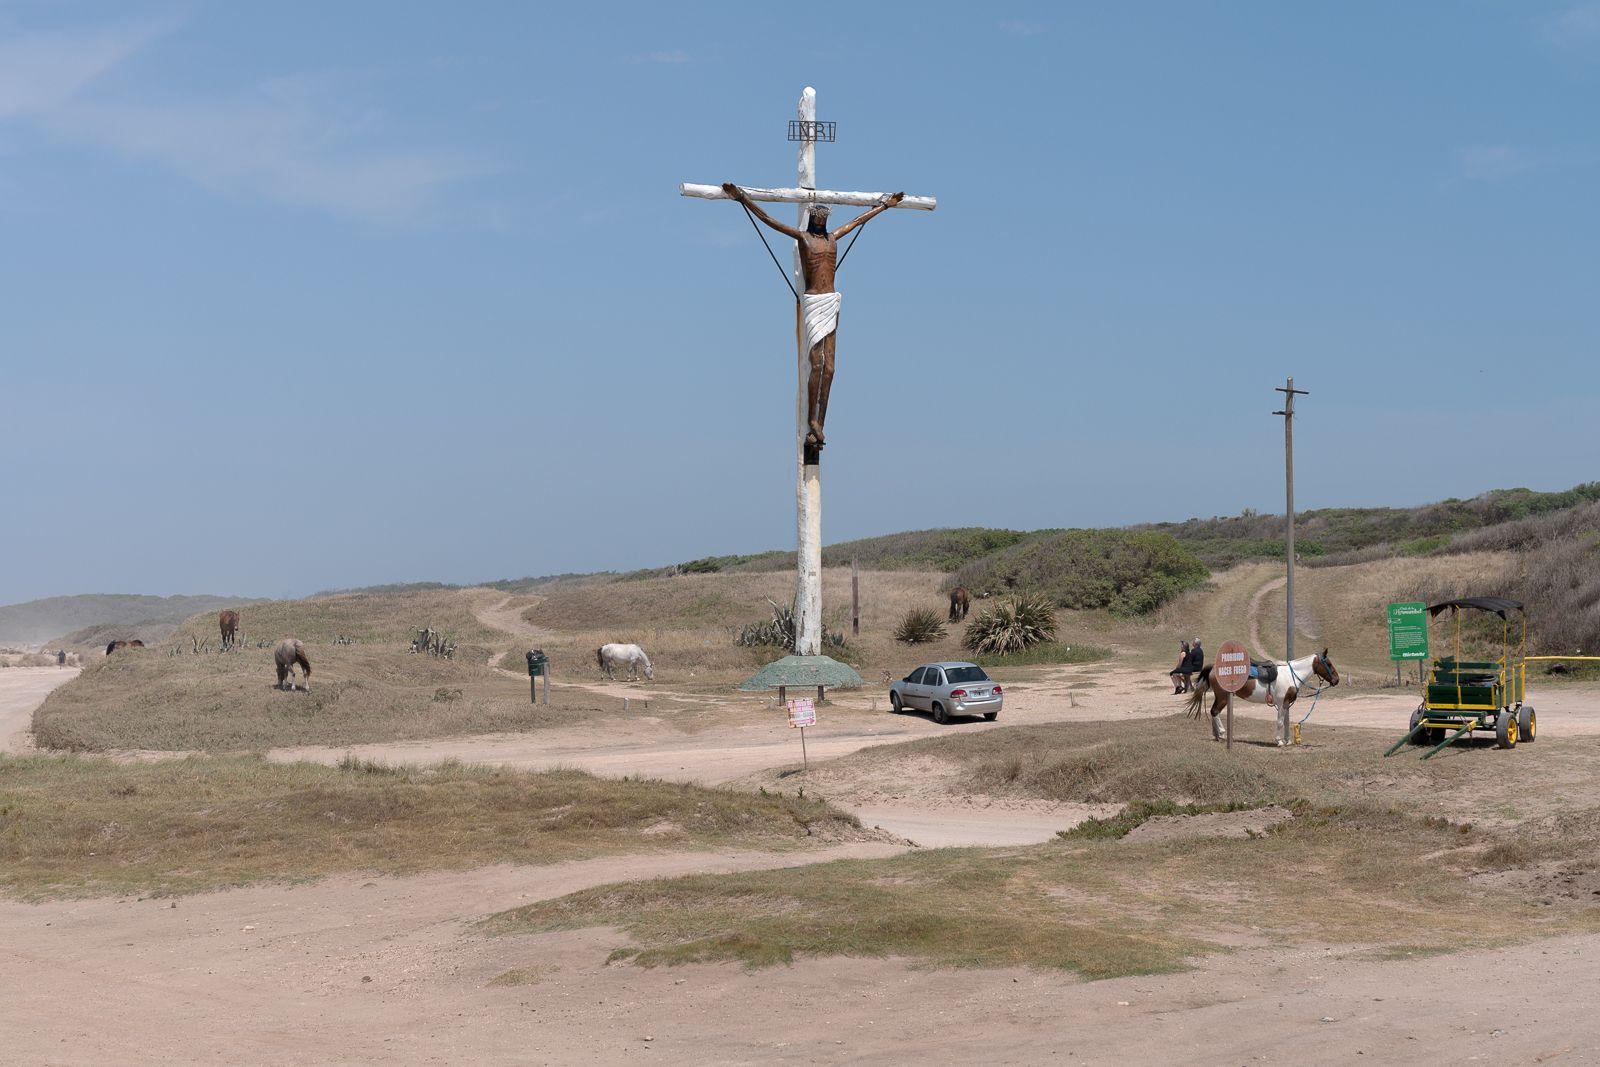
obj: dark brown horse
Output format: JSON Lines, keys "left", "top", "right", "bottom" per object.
{"left": 273, "top": 638, "right": 312, "bottom": 690}
{"left": 948, "top": 586, "right": 971, "bottom": 622}
{"left": 1184, "top": 648, "right": 1339, "bottom": 743}
{"left": 106, "top": 639, "right": 146, "bottom": 654}
{"left": 218, "top": 609, "right": 240, "bottom": 649}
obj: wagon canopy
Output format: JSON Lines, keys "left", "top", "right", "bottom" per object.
{"left": 1427, "top": 596, "right": 1524, "bottom": 619}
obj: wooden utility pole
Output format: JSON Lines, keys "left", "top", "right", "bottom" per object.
{"left": 1273, "top": 377, "right": 1309, "bottom": 746}
{"left": 851, "top": 557, "right": 860, "bottom": 636}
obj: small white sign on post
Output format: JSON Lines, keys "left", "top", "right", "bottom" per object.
{"left": 786, "top": 697, "right": 816, "bottom": 771}
{"left": 787, "top": 697, "right": 816, "bottom": 728}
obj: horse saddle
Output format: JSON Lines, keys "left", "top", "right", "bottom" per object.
{"left": 1249, "top": 660, "right": 1278, "bottom": 686}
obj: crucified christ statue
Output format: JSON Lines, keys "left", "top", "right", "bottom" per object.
{"left": 721, "top": 182, "right": 905, "bottom": 455}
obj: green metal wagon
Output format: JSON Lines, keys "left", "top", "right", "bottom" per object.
{"left": 1385, "top": 597, "right": 1535, "bottom": 759}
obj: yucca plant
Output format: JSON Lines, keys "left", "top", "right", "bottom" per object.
{"left": 894, "top": 607, "right": 948, "bottom": 645}
{"left": 735, "top": 598, "right": 796, "bottom": 648}
{"left": 735, "top": 598, "right": 848, "bottom": 650}
{"left": 963, "top": 594, "right": 1057, "bottom": 655}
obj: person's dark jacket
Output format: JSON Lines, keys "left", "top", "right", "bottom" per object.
{"left": 1185, "top": 643, "right": 1204, "bottom": 673}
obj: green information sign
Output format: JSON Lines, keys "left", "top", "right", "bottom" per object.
{"left": 1387, "top": 602, "right": 1430, "bottom": 661}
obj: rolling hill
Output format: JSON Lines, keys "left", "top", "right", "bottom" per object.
{"left": 0, "top": 594, "right": 254, "bottom": 651}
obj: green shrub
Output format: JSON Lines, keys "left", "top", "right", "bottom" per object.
{"left": 963, "top": 596, "right": 1057, "bottom": 655}
{"left": 1399, "top": 535, "right": 1450, "bottom": 556}
{"left": 893, "top": 608, "right": 948, "bottom": 645}
{"left": 954, "top": 530, "right": 1208, "bottom": 617}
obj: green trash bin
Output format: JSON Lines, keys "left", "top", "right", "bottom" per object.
{"left": 525, "top": 649, "right": 548, "bottom": 704}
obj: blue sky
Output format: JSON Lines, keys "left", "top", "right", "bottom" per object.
{"left": 2, "top": 2, "right": 1597, "bottom": 602}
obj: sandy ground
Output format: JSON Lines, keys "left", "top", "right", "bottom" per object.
{"left": 0, "top": 665, "right": 78, "bottom": 754}
{"left": 4, "top": 837, "right": 1598, "bottom": 1065}
{"left": 8, "top": 659, "right": 1600, "bottom": 1063}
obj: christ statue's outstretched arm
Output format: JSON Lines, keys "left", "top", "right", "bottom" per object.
{"left": 830, "top": 192, "right": 904, "bottom": 240}
{"left": 721, "top": 183, "right": 805, "bottom": 239}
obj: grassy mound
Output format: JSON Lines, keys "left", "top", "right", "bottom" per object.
{"left": 483, "top": 796, "right": 1533, "bottom": 977}
{"left": 0, "top": 755, "right": 863, "bottom": 899}
{"left": 954, "top": 530, "right": 1208, "bottom": 616}
{"left": 33, "top": 588, "right": 593, "bottom": 751}
{"left": 483, "top": 722, "right": 1600, "bottom": 976}
{"left": 33, "top": 641, "right": 597, "bottom": 751}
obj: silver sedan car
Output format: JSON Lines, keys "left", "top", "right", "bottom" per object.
{"left": 889, "top": 661, "right": 1003, "bottom": 724}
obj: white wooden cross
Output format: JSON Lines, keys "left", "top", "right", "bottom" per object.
{"left": 680, "top": 86, "right": 936, "bottom": 656}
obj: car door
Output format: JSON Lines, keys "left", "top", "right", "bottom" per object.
{"left": 902, "top": 667, "right": 928, "bottom": 709}
{"left": 922, "top": 667, "right": 945, "bottom": 710}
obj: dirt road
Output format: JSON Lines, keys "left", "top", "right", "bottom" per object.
{"left": 0, "top": 665, "right": 78, "bottom": 754}
{"left": 5, "top": 850, "right": 1597, "bottom": 1064}
{"left": 10, "top": 631, "right": 1600, "bottom": 1062}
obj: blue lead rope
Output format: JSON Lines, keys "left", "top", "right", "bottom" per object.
{"left": 1288, "top": 659, "right": 1327, "bottom": 726}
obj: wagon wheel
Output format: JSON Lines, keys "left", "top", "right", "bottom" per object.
{"left": 1495, "top": 709, "right": 1518, "bottom": 749}
{"left": 1409, "top": 706, "right": 1439, "bottom": 746}
{"left": 1517, "top": 705, "right": 1537, "bottom": 743}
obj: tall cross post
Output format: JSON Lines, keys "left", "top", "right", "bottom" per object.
{"left": 793, "top": 87, "right": 822, "bottom": 655}
{"left": 681, "top": 86, "right": 935, "bottom": 657}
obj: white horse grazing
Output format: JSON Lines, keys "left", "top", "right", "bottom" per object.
{"left": 1185, "top": 649, "right": 1340, "bottom": 744}
{"left": 597, "top": 642, "right": 654, "bottom": 682}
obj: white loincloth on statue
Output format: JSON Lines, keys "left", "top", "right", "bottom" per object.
{"left": 801, "top": 292, "right": 841, "bottom": 353}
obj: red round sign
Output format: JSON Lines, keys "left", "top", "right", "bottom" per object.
{"left": 1214, "top": 640, "right": 1251, "bottom": 694}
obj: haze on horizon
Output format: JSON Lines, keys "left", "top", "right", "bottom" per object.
{"left": 3, "top": 3, "right": 1597, "bottom": 604}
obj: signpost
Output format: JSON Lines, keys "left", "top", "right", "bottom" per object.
{"left": 1387, "top": 601, "right": 1430, "bottom": 687}
{"left": 1214, "top": 640, "right": 1251, "bottom": 751}
{"left": 525, "top": 648, "right": 549, "bottom": 705}
{"left": 787, "top": 697, "right": 816, "bottom": 770}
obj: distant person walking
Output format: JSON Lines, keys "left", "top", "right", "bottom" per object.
{"left": 57, "top": 649, "right": 66, "bottom": 667}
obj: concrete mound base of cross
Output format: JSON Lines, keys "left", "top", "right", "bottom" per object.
{"left": 741, "top": 654, "right": 864, "bottom": 705}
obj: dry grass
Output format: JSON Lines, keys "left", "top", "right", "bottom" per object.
{"left": 483, "top": 798, "right": 1586, "bottom": 978}
{"left": 32, "top": 588, "right": 628, "bottom": 752}
{"left": 1258, "top": 552, "right": 1517, "bottom": 672}
{"left": 0, "top": 652, "right": 60, "bottom": 668}
{"left": 485, "top": 723, "right": 1600, "bottom": 977}
{"left": 483, "top": 848, "right": 1213, "bottom": 977}
{"left": 522, "top": 569, "right": 970, "bottom": 686}
{"left": 181, "top": 588, "right": 504, "bottom": 648}
{"left": 33, "top": 640, "right": 627, "bottom": 751}
{"left": 0, "top": 755, "right": 865, "bottom": 899}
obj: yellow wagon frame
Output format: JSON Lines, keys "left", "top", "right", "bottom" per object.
{"left": 1388, "top": 597, "right": 1600, "bottom": 758}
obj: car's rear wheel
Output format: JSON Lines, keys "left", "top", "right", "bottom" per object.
{"left": 983, "top": 711, "right": 999, "bottom": 722}
{"left": 932, "top": 701, "right": 949, "bottom": 725}
{"left": 889, "top": 691, "right": 902, "bottom": 713}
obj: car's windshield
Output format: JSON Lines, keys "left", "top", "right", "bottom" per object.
{"left": 944, "top": 666, "right": 989, "bottom": 684}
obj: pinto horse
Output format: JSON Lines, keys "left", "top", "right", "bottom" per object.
{"left": 948, "top": 586, "right": 971, "bottom": 623}
{"left": 1185, "top": 648, "right": 1339, "bottom": 743}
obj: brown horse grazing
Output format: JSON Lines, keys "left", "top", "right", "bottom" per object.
{"left": 218, "top": 610, "right": 240, "bottom": 649}
{"left": 106, "top": 639, "right": 146, "bottom": 654}
{"left": 1184, "top": 648, "right": 1340, "bottom": 743}
{"left": 948, "top": 586, "right": 971, "bottom": 623}
{"left": 273, "top": 638, "right": 312, "bottom": 691}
